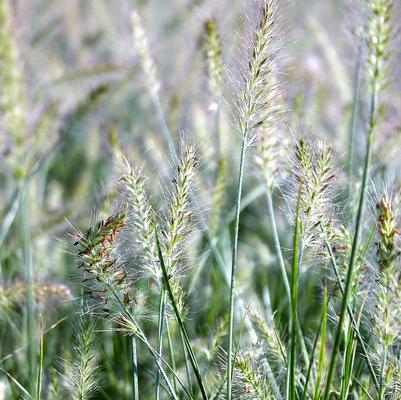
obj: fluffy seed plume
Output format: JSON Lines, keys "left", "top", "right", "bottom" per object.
{"left": 73, "top": 212, "right": 132, "bottom": 310}
{"left": 161, "top": 145, "right": 198, "bottom": 313}
{"left": 236, "top": 0, "right": 280, "bottom": 145}
{"left": 234, "top": 349, "right": 274, "bottom": 400}
{"left": 67, "top": 311, "right": 100, "bottom": 400}
{"left": 120, "top": 158, "right": 159, "bottom": 284}
{"left": 365, "top": 190, "right": 401, "bottom": 399}
{"left": 131, "top": 9, "right": 160, "bottom": 96}
{"left": 249, "top": 304, "right": 287, "bottom": 376}
{"left": 371, "top": 191, "right": 401, "bottom": 344}
{"left": 290, "top": 137, "right": 337, "bottom": 248}
{"left": 375, "top": 192, "right": 400, "bottom": 271}
{"left": 254, "top": 116, "right": 286, "bottom": 189}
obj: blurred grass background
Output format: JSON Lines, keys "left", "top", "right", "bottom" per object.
{"left": 0, "top": 0, "right": 400, "bottom": 398}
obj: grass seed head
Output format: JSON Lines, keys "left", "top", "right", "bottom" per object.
{"left": 0, "top": 0, "right": 27, "bottom": 170}
{"left": 236, "top": 0, "right": 281, "bottom": 144}
{"left": 290, "top": 137, "right": 337, "bottom": 248}
{"left": 365, "top": 0, "right": 395, "bottom": 92}
{"left": 375, "top": 192, "right": 400, "bottom": 271}
{"left": 67, "top": 311, "right": 99, "bottom": 400}
{"left": 131, "top": 9, "right": 160, "bottom": 96}
{"left": 161, "top": 145, "right": 198, "bottom": 314}
{"left": 203, "top": 18, "right": 223, "bottom": 103}
{"left": 119, "top": 159, "right": 160, "bottom": 284}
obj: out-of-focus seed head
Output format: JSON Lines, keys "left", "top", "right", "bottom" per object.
{"left": 131, "top": 9, "right": 160, "bottom": 96}
{"left": 203, "top": 18, "right": 223, "bottom": 103}
{"left": 365, "top": 0, "right": 394, "bottom": 93}
{"left": 375, "top": 192, "right": 400, "bottom": 271}
{"left": 0, "top": 0, "right": 27, "bottom": 168}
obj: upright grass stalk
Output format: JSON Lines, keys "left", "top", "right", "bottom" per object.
{"left": 165, "top": 318, "right": 178, "bottom": 393}
{"left": 19, "top": 185, "right": 36, "bottom": 396}
{"left": 227, "top": 136, "right": 248, "bottom": 400}
{"left": 324, "top": 237, "right": 379, "bottom": 390}
{"left": 314, "top": 287, "right": 328, "bottom": 400}
{"left": 155, "top": 290, "right": 166, "bottom": 400}
{"left": 323, "top": 1, "right": 393, "bottom": 396}
{"left": 347, "top": 40, "right": 363, "bottom": 203}
{"left": 226, "top": 2, "right": 280, "bottom": 398}
{"left": 288, "top": 189, "right": 302, "bottom": 400}
{"left": 301, "top": 286, "right": 328, "bottom": 400}
{"left": 130, "top": 310, "right": 139, "bottom": 400}
{"left": 35, "top": 317, "right": 43, "bottom": 400}
{"left": 322, "top": 74, "right": 376, "bottom": 400}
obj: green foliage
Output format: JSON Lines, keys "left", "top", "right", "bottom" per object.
{"left": 0, "top": 0, "right": 400, "bottom": 399}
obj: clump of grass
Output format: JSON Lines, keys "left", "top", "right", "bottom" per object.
{"left": 322, "top": 1, "right": 395, "bottom": 397}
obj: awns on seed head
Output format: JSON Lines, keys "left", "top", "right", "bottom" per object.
{"left": 74, "top": 212, "right": 133, "bottom": 309}
{"left": 236, "top": 0, "right": 281, "bottom": 144}
{"left": 375, "top": 192, "right": 400, "bottom": 271}
{"left": 288, "top": 137, "right": 338, "bottom": 250}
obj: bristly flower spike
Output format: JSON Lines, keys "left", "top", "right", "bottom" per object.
{"left": 236, "top": 0, "right": 281, "bottom": 145}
